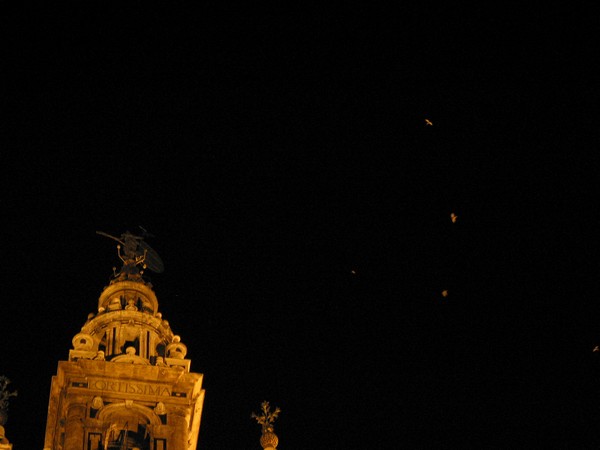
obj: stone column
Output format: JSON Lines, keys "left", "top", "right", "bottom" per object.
{"left": 169, "top": 412, "right": 190, "bottom": 450}
{"left": 64, "top": 404, "right": 86, "bottom": 450}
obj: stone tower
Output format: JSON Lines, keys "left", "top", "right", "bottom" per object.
{"left": 43, "top": 231, "right": 205, "bottom": 450}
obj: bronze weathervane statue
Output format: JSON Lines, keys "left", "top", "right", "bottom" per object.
{"left": 96, "top": 228, "right": 164, "bottom": 284}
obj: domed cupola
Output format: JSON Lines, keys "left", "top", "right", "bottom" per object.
{"left": 68, "top": 230, "right": 190, "bottom": 371}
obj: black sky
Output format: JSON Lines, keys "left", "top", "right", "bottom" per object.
{"left": 1, "top": 4, "right": 599, "bottom": 448}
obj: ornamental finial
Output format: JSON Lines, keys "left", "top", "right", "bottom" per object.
{"left": 251, "top": 401, "right": 281, "bottom": 449}
{"left": 0, "top": 375, "right": 17, "bottom": 444}
{"left": 0, "top": 376, "right": 17, "bottom": 415}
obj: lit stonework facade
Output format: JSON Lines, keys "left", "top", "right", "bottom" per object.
{"left": 43, "top": 232, "right": 205, "bottom": 450}
{"left": 0, "top": 425, "right": 12, "bottom": 450}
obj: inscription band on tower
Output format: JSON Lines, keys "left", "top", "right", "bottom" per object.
{"left": 87, "top": 378, "right": 172, "bottom": 397}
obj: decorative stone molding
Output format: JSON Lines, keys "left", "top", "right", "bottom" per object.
{"left": 72, "top": 333, "right": 94, "bottom": 351}
{"left": 167, "top": 341, "right": 187, "bottom": 359}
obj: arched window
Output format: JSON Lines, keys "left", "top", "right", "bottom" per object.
{"left": 104, "top": 421, "right": 150, "bottom": 450}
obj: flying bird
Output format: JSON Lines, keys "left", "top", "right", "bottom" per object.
{"left": 450, "top": 213, "right": 458, "bottom": 223}
{"left": 594, "top": 346, "right": 599, "bottom": 352}
{"left": 425, "top": 119, "right": 433, "bottom": 126}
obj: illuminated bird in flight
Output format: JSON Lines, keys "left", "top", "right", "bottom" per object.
{"left": 594, "top": 346, "right": 599, "bottom": 352}
{"left": 450, "top": 213, "right": 458, "bottom": 223}
{"left": 425, "top": 119, "right": 433, "bottom": 126}
{"left": 441, "top": 290, "right": 448, "bottom": 297}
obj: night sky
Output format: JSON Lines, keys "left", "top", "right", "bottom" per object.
{"left": 1, "top": 5, "right": 599, "bottom": 448}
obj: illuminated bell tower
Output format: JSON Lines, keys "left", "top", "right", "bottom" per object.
{"left": 43, "top": 231, "right": 205, "bottom": 450}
